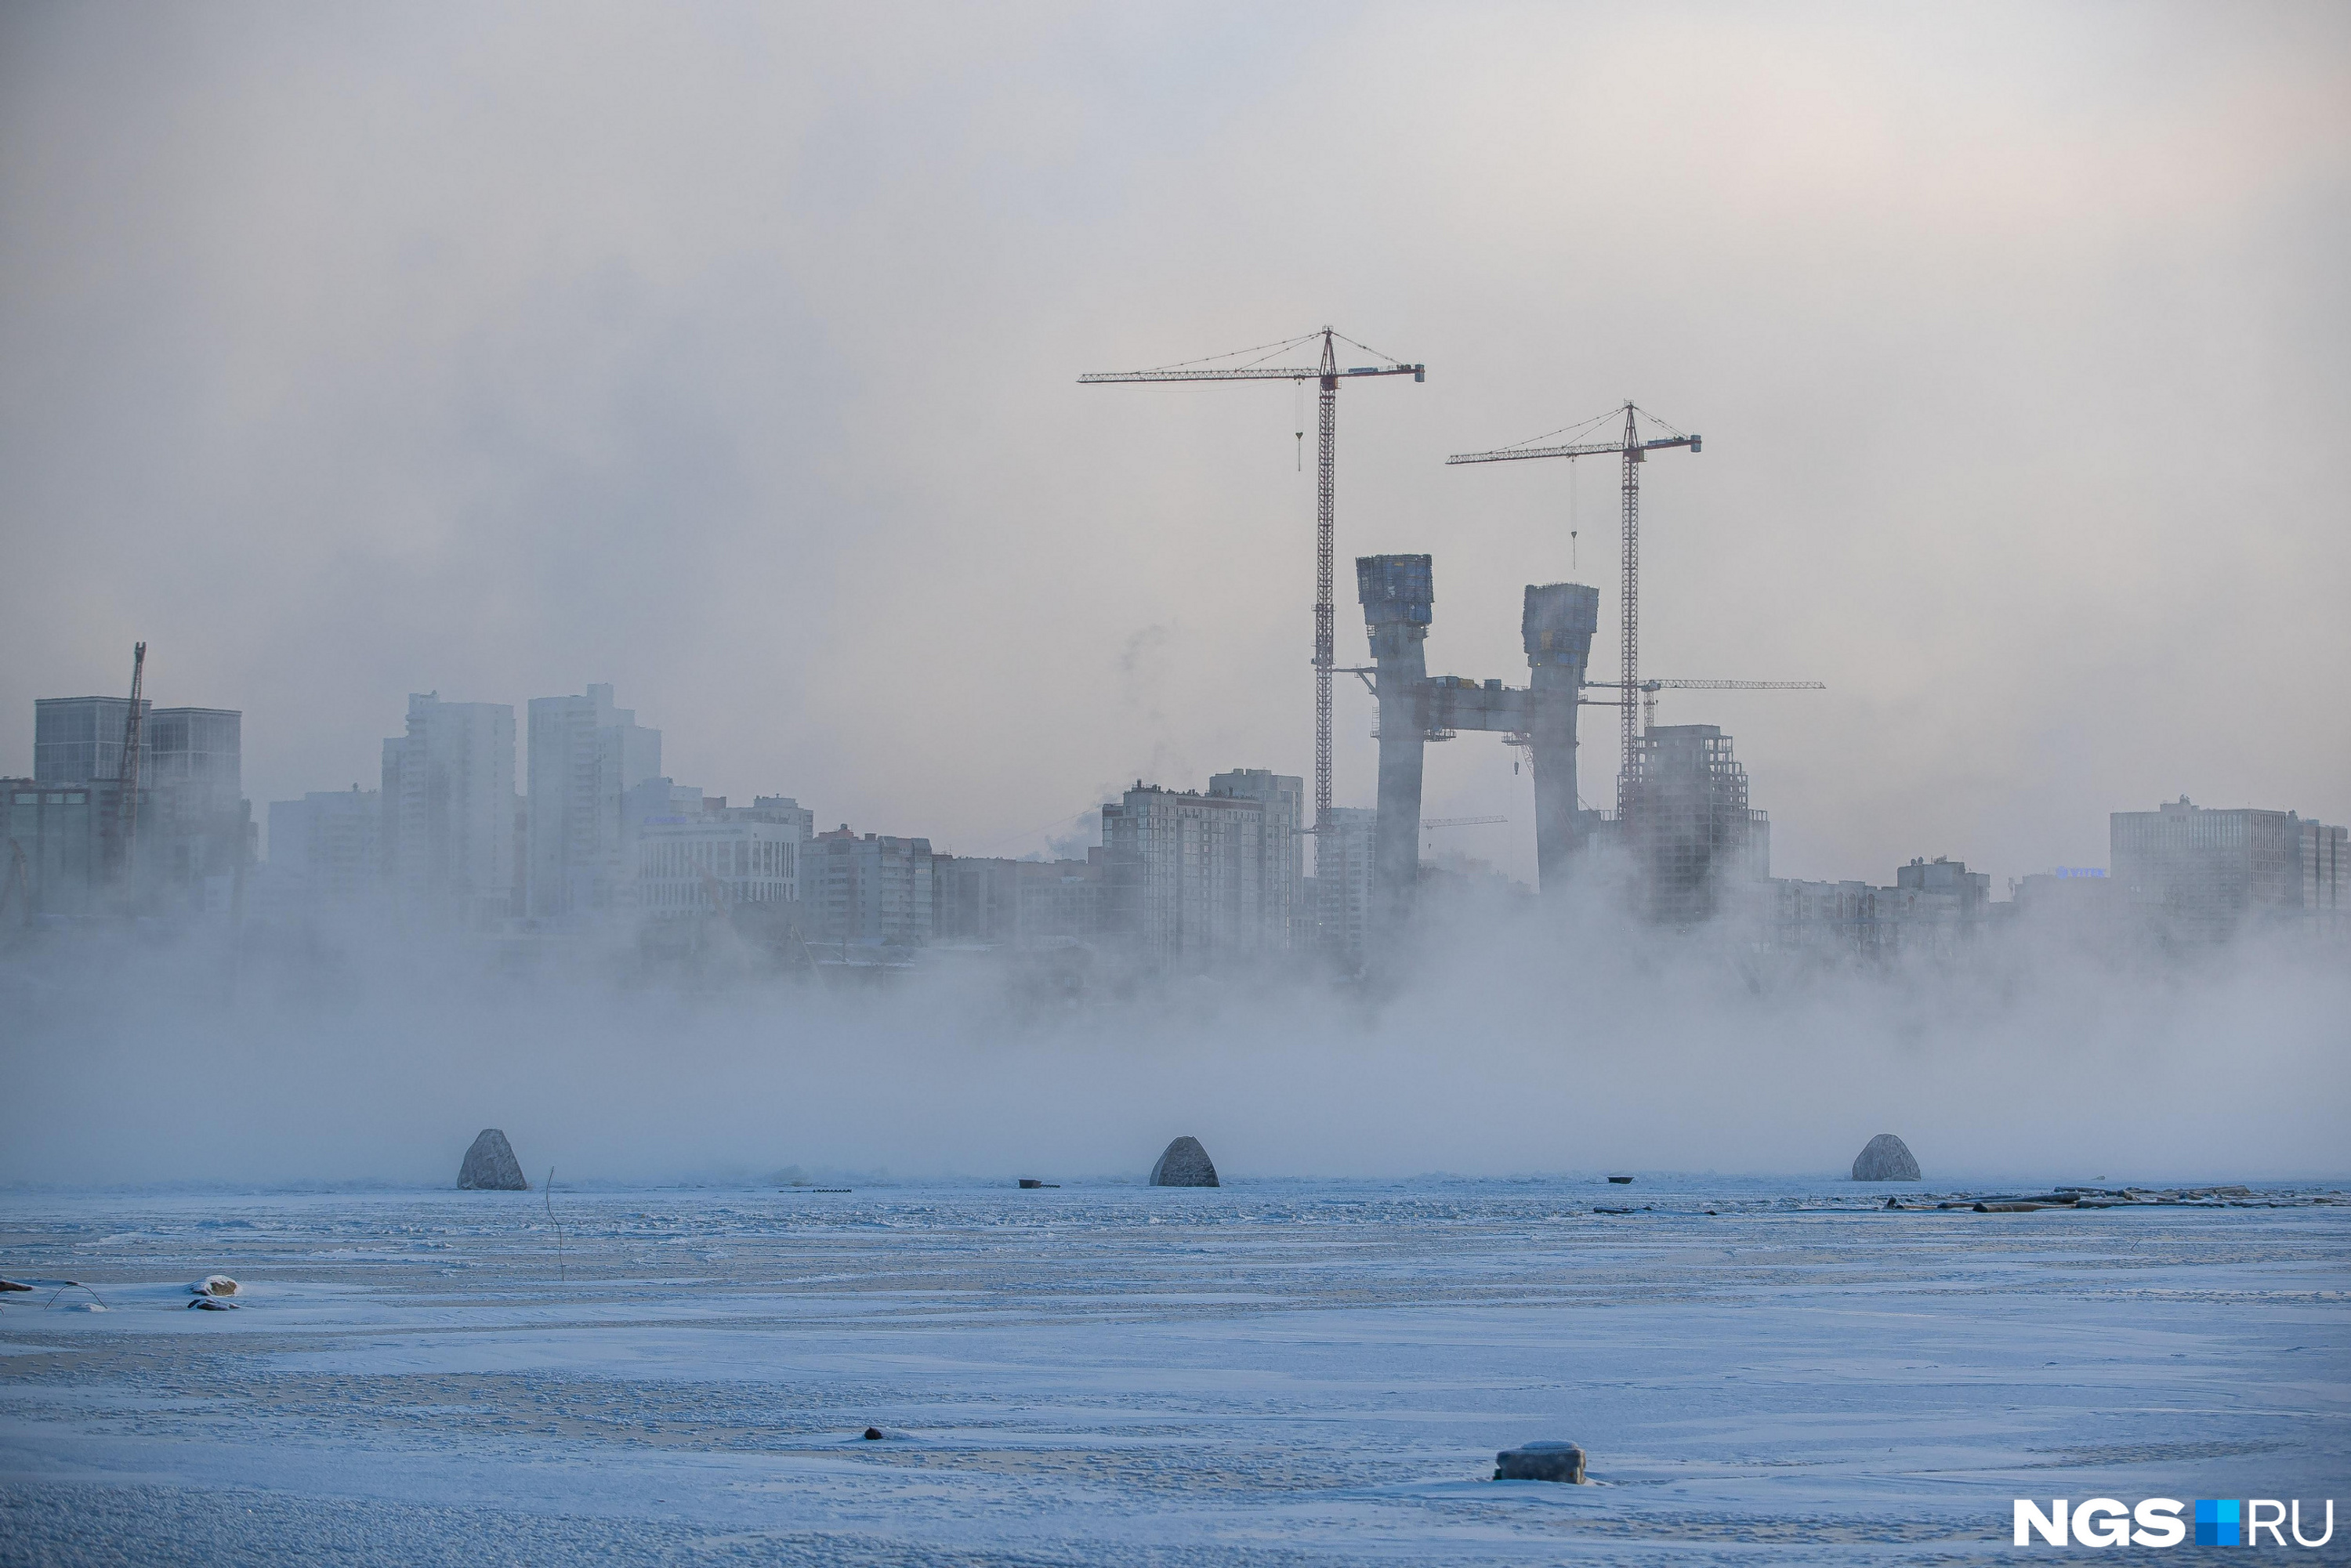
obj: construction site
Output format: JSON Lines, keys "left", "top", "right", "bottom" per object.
{"left": 1088, "top": 329, "right": 1819, "bottom": 961}
{"left": 11, "top": 332, "right": 2341, "bottom": 976}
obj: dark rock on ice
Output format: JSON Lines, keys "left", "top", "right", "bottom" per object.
{"left": 1494, "top": 1441, "right": 1586, "bottom": 1483}
{"left": 458, "top": 1128, "right": 529, "bottom": 1190}
{"left": 1851, "top": 1133, "right": 1921, "bottom": 1182}
{"left": 1149, "top": 1136, "right": 1219, "bottom": 1188}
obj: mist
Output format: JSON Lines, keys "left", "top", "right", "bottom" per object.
{"left": 4, "top": 2, "right": 2348, "bottom": 891}
{"left": 6, "top": 894, "right": 2342, "bottom": 1190}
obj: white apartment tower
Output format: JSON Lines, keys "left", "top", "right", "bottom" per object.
{"left": 382, "top": 693, "right": 516, "bottom": 929}
{"left": 1102, "top": 772, "right": 1304, "bottom": 969}
{"left": 266, "top": 787, "right": 381, "bottom": 913}
{"left": 526, "top": 683, "right": 661, "bottom": 918}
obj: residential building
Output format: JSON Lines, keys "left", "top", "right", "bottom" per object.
{"left": 1320, "top": 806, "right": 1375, "bottom": 967}
{"left": 1770, "top": 878, "right": 1880, "bottom": 953}
{"left": 2111, "top": 797, "right": 2345, "bottom": 941}
{"left": 146, "top": 708, "right": 241, "bottom": 819}
{"left": 1101, "top": 782, "right": 1273, "bottom": 969}
{"left": 2, "top": 777, "right": 139, "bottom": 916}
{"left": 1208, "top": 768, "right": 1306, "bottom": 951}
{"left": 525, "top": 684, "right": 661, "bottom": 919}
{"left": 145, "top": 707, "right": 248, "bottom": 906}
{"left": 34, "top": 694, "right": 248, "bottom": 913}
{"left": 1770, "top": 858, "right": 1990, "bottom": 956}
{"left": 800, "top": 827, "right": 935, "bottom": 947}
{"left": 1099, "top": 771, "right": 1308, "bottom": 969}
{"left": 1879, "top": 856, "right": 1991, "bottom": 952}
{"left": 1625, "top": 724, "right": 1770, "bottom": 925}
{"left": 265, "top": 788, "right": 382, "bottom": 914}
{"left": 636, "top": 818, "right": 802, "bottom": 919}
{"left": 2301, "top": 819, "right": 2349, "bottom": 936}
{"left": 2011, "top": 867, "right": 2121, "bottom": 930}
{"left": 381, "top": 693, "right": 516, "bottom": 929}
{"left": 33, "top": 697, "right": 145, "bottom": 790}
{"left": 934, "top": 853, "right": 1103, "bottom": 945}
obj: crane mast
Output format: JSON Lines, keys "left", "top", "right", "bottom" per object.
{"left": 117, "top": 641, "right": 147, "bottom": 890}
{"left": 1447, "top": 402, "right": 1699, "bottom": 821}
{"left": 1083, "top": 328, "right": 1424, "bottom": 950}
{"left": 1313, "top": 332, "right": 1338, "bottom": 833}
{"left": 1616, "top": 406, "right": 1639, "bottom": 816}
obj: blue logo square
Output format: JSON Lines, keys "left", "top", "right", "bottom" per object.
{"left": 2195, "top": 1499, "right": 2240, "bottom": 1546}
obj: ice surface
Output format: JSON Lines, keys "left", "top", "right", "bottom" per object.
{"left": 1, "top": 1176, "right": 2343, "bottom": 1564}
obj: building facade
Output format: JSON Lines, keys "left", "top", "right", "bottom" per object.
{"left": 1208, "top": 768, "right": 1306, "bottom": 951}
{"left": 266, "top": 788, "right": 382, "bottom": 914}
{"left": 33, "top": 697, "right": 146, "bottom": 790}
{"left": 1101, "top": 784, "right": 1273, "bottom": 969}
{"left": 31, "top": 694, "right": 248, "bottom": 914}
{"left": 525, "top": 684, "right": 661, "bottom": 919}
{"left": 934, "top": 853, "right": 1103, "bottom": 945}
{"left": 800, "top": 827, "right": 935, "bottom": 947}
{"left": 1770, "top": 857, "right": 1991, "bottom": 956}
{"left": 1625, "top": 724, "right": 1771, "bottom": 925}
{"left": 381, "top": 693, "right": 516, "bottom": 929}
{"left": 2, "top": 777, "right": 139, "bottom": 916}
{"left": 2300, "top": 819, "right": 2347, "bottom": 936}
{"left": 636, "top": 819, "right": 801, "bottom": 918}
{"left": 2111, "top": 798, "right": 2345, "bottom": 941}
{"left": 1318, "top": 806, "right": 1376, "bottom": 966}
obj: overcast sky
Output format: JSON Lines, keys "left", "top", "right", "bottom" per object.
{"left": 3, "top": 1, "right": 2346, "bottom": 887}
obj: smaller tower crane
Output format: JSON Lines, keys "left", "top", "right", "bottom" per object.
{"left": 116, "top": 642, "right": 147, "bottom": 889}
{"left": 1447, "top": 404, "right": 1700, "bottom": 821}
{"left": 1635, "top": 679, "right": 1824, "bottom": 735}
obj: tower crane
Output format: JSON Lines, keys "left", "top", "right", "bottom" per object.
{"left": 1447, "top": 403, "right": 1698, "bottom": 818}
{"left": 1421, "top": 813, "right": 1506, "bottom": 850}
{"left": 116, "top": 642, "right": 147, "bottom": 890}
{"left": 1632, "top": 679, "right": 1824, "bottom": 734}
{"left": 1082, "top": 328, "right": 1424, "bottom": 939}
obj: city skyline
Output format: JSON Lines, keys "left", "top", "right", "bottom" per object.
{"left": 2, "top": 5, "right": 2346, "bottom": 894}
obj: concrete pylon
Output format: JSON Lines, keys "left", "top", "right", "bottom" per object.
{"left": 1522, "top": 584, "right": 1599, "bottom": 893}
{"left": 1357, "top": 556, "right": 1431, "bottom": 943}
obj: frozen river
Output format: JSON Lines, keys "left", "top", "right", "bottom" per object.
{"left": 2, "top": 1178, "right": 2344, "bottom": 1564}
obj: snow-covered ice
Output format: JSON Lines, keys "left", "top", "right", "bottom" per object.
{"left": 1, "top": 1177, "right": 2343, "bottom": 1563}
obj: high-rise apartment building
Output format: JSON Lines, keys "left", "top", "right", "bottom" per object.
{"left": 934, "top": 853, "right": 1104, "bottom": 945}
{"left": 34, "top": 693, "right": 248, "bottom": 910}
{"left": 266, "top": 788, "right": 382, "bottom": 914}
{"left": 146, "top": 708, "right": 241, "bottom": 818}
{"left": 34, "top": 697, "right": 147, "bottom": 788}
{"left": 799, "top": 827, "right": 935, "bottom": 947}
{"left": 381, "top": 693, "right": 516, "bottom": 929}
{"left": 2113, "top": 797, "right": 2346, "bottom": 940}
{"left": 524, "top": 684, "right": 661, "bottom": 918}
{"left": 2, "top": 777, "right": 136, "bottom": 915}
{"left": 1319, "top": 806, "right": 1375, "bottom": 967}
{"left": 1625, "top": 724, "right": 1770, "bottom": 925}
{"left": 1101, "top": 774, "right": 1301, "bottom": 969}
{"left": 1208, "top": 768, "right": 1306, "bottom": 951}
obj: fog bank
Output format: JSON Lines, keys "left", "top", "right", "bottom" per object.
{"left": 5, "top": 908, "right": 2342, "bottom": 1190}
